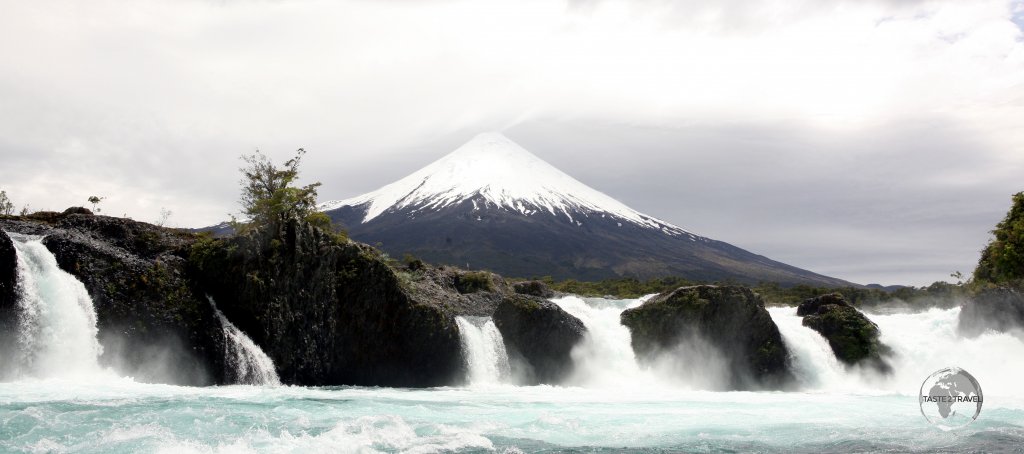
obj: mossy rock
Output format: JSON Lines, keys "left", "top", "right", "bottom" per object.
{"left": 798, "top": 293, "right": 892, "bottom": 373}
{"left": 454, "top": 271, "right": 494, "bottom": 294}
{"left": 189, "top": 216, "right": 465, "bottom": 387}
{"left": 493, "top": 294, "right": 585, "bottom": 384}
{"left": 620, "top": 285, "right": 793, "bottom": 390}
{"left": 511, "top": 280, "right": 555, "bottom": 298}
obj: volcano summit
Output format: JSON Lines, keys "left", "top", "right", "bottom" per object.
{"left": 321, "top": 133, "right": 850, "bottom": 286}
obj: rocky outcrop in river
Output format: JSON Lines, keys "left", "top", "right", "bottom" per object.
{"left": 1, "top": 210, "right": 524, "bottom": 387}
{"left": 620, "top": 285, "right": 793, "bottom": 390}
{"left": 797, "top": 294, "right": 892, "bottom": 374}
{"left": 2, "top": 211, "right": 228, "bottom": 385}
{"left": 190, "top": 217, "right": 470, "bottom": 387}
{"left": 0, "top": 230, "right": 19, "bottom": 369}
{"left": 493, "top": 294, "right": 586, "bottom": 384}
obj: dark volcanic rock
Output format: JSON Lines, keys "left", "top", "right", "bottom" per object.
{"left": 0, "top": 230, "right": 16, "bottom": 310}
{"left": 493, "top": 294, "right": 586, "bottom": 384}
{"left": 190, "top": 217, "right": 466, "bottom": 387}
{"left": 620, "top": 285, "right": 792, "bottom": 390}
{"left": 2, "top": 210, "right": 521, "bottom": 387}
{"left": 512, "top": 280, "right": 555, "bottom": 298}
{"left": 797, "top": 294, "right": 892, "bottom": 373}
{"left": 41, "top": 215, "right": 227, "bottom": 385}
{"left": 62, "top": 206, "right": 93, "bottom": 216}
{"left": 0, "top": 213, "right": 226, "bottom": 385}
{"left": 958, "top": 287, "right": 1024, "bottom": 336}
{"left": 0, "top": 230, "right": 19, "bottom": 368}
{"left": 409, "top": 266, "right": 509, "bottom": 317}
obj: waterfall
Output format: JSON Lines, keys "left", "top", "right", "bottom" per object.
{"left": 550, "top": 295, "right": 657, "bottom": 388}
{"left": 768, "top": 306, "right": 856, "bottom": 390}
{"left": 209, "top": 298, "right": 281, "bottom": 386}
{"left": 456, "top": 316, "right": 510, "bottom": 385}
{"left": 869, "top": 307, "right": 1024, "bottom": 396}
{"left": 7, "top": 233, "right": 103, "bottom": 378}
{"left": 768, "top": 305, "right": 1024, "bottom": 396}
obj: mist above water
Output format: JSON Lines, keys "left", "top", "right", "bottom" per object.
{"left": 1, "top": 233, "right": 282, "bottom": 387}
{"left": 2, "top": 256, "right": 1023, "bottom": 452}
{"left": 453, "top": 294, "right": 1024, "bottom": 399}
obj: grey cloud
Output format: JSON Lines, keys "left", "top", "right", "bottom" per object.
{"left": 501, "top": 118, "right": 1019, "bottom": 286}
{"left": 1, "top": 0, "right": 1021, "bottom": 287}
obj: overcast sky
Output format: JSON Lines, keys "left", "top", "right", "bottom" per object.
{"left": 1, "top": 0, "right": 1022, "bottom": 286}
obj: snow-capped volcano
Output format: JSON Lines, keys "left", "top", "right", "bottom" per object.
{"left": 322, "top": 133, "right": 851, "bottom": 286}
{"left": 321, "top": 132, "right": 687, "bottom": 236}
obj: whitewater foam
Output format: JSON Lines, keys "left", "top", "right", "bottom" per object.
{"left": 456, "top": 316, "right": 510, "bottom": 386}
{"left": 769, "top": 306, "right": 861, "bottom": 391}
{"left": 6, "top": 233, "right": 103, "bottom": 379}
{"left": 210, "top": 298, "right": 281, "bottom": 386}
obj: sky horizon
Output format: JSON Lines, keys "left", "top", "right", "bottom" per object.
{"left": 2, "top": 0, "right": 1023, "bottom": 286}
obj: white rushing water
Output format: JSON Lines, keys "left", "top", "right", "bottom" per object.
{"left": 553, "top": 295, "right": 735, "bottom": 390}
{"left": 1, "top": 292, "right": 1023, "bottom": 452}
{"left": 770, "top": 305, "right": 1024, "bottom": 397}
{"left": 209, "top": 298, "right": 281, "bottom": 386}
{"left": 769, "top": 306, "right": 861, "bottom": 391}
{"left": 551, "top": 295, "right": 653, "bottom": 388}
{"left": 455, "top": 316, "right": 510, "bottom": 386}
{"left": 870, "top": 306, "right": 1024, "bottom": 397}
{"left": 7, "top": 233, "right": 103, "bottom": 378}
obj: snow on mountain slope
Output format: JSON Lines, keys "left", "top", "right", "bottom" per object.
{"left": 319, "top": 132, "right": 690, "bottom": 236}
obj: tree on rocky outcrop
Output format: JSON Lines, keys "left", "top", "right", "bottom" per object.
{"left": 0, "top": 190, "right": 13, "bottom": 216}
{"left": 975, "top": 192, "right": 1024, "bottom": 287}
{"left": 238, "top": 149, "right": 332, "bottom": 232}
{"left": 87, "top": 195, "right": 104, "bottom": 213}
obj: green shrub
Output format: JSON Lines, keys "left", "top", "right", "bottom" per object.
{"left": 456, "top": 271, "right": 492, "bottom": 293}
{"left": 975, "top": 192, "right": 1024, "bottom": 287}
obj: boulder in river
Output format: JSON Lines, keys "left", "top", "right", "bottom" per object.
{"left": 797, "top": 293, "right": 892, "bottom": 374}
{"left": 493, "top": 294, "right": 586, "bottom": 384}
{"left": 620, "top": 285, "right": 793, "bottom": 390}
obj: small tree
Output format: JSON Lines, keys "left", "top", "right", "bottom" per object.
{"left": 975, "top": 192, "right": 1024, "bottom": 286}
{"left": 156, "top": 208, "right": 173, "bottom": 227}
{"left": 0, "top": 190, "right": 13, "bottom": 216}
{"left": 88, "top": 195, "right": 105, "bottom": 212}
{"left": 238, "top": 149, "right": 331, "bottom": 231}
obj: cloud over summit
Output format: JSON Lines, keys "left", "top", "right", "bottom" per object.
{"left": 0, "top": 0, "right": 1021, "bottom": 285}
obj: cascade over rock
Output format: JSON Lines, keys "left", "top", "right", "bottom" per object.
{"left": 797, "top": 294, "right": 892, "bottom": 373}
{"left": 492, "top": 294, "right": 587, "bottom": 384}
{"left": 958, "top": 287, "right": 1024, "bottom": 336}
{"left": 190, "top": 217, "right": 468, "bottom": 387}
{"left": 456, "top": 316, "right": 510, "bottom": 385}
{"left": 25, "top": 214, "right": 227, "bottom": 385}
{"left": 620, "top": 285, "right": 793, "bottom": 390}
{"left": 1, "top": 209, "right": 550, "bottom": 387}
{"left": 210, "top": 298, "right": 281, "bottom": 386}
